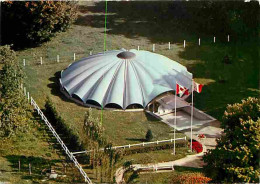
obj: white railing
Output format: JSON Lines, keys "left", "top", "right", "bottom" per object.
{"left": 30, "top": 97, "right": 92, "bottom": 184}
{"left": 72, "top": 137, "right": 186, "bottom": 155}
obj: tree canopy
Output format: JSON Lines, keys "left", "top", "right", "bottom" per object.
{"left": 203, "top": 97, "right": 260, "bottom": 182}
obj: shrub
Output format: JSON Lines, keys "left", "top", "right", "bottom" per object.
{"left": 203, "top": 97, "right": 260, "bottom": 183}
{"left": 2, "top": 1, "right": 78, "bottom": 48}
{"left": 44, "top": 97, "right": 83, "bottom": 151}
{"left": 122, "top": 140, "right": 188, "bottom": 156}
{"left": 192, "top": 140, "right": 203, "bottom": 153}
{"left": 171, "top": 172, "right": 212, "bottom": 184}
{"left": 145, "top": 129, "right": 153, "bottom": 141}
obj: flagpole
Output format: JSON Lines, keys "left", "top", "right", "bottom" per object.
{"left": 191, "top": 79, "right": 194, "bottom": 152}
{"left": 174, "top": 82, "right": 177, "bottom": 155}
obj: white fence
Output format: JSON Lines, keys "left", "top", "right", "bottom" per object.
{"left": 30, "top": 97, "right": 92, "bottom": 184}
{"left": 21, "top": 35, "right": 231, "bottom": 67}
{"left": 72, "top": 137, "right": 186, "bottom": 155}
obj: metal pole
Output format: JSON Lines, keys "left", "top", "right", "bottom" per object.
{"left": 74, "top": 53, "right": 76, "bottom": 61}
{"left": 174, "top": 85, "right": 176, "bottom": 155}
{"left": 24, "top": 87, "right": 26, "bottom": 96}
{"left": 191, "top": 80, "right": 194, "bottom": 152}
{"left": 199, "top": 38, "right": 200, "bottom": 46}
{"left": 168, "top": 42, "right": 171, "bottom": 50}
{"left": 214, "top": 36, "right": 216, "bottom": 43}
{"left": 57, "top": 55, "right": 59, "bottom": 63}
{"left": 184, "top": 40, "right": 186, "bottom": 48}
{"left": 138, "top": 46, "right": 140, "bottom": 51}
{"left": 90, "top": 51, "right": 92, "bottom": 55}
{"left": 228, "top": 35, "right": 230, "bottom": 42}
{"left": 152, "top": 44, "right": 155, "bottom": 52}
{"left": 23, "top": 59, "right": 26, "bottom": 66}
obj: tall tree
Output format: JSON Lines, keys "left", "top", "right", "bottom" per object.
{"left": 203, "top": 97, "right": 260, "bottom": 182}
{"left": 0, "top": 45, "right": 31, "bottom": 137}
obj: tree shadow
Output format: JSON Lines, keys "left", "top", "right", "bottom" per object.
{"left": 4, "top": 155, "right": 61, "bottom": 175}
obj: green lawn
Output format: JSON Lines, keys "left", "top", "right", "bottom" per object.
{"left": 0, "top": 115, "right": 81, "bottom": 183}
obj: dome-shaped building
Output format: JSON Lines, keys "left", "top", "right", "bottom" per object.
{"left": 59, "top": 49, "right": 192, "bottom": 109}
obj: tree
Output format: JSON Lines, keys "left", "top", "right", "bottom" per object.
{"left": 2, "top": 1, "right": 78, "bottom": 48}
{"left": 145, "top": 129, "right": 153, "bottom": 142}
{"left": 203, "top": 97, "right": 260, "bottom": 183}
{"left": 0, "top": 45, "right": 31, "bottom": 137}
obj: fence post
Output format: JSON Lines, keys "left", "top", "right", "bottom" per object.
{"left": 171, "top": 138, "right": 172, "bottom": 143}
{"left": 214, "top": 36, "right": 216, "bottom": 43}
{"left": 57, "top": 55, "right": 59, "bottom": 63}
{"left": 228, "top": 35, "right": 230, "bottom": 42}
{"left": 73, "top": 53, "right": 76, "bottom": 61}
{"left": 157, "top": 140, "right": 158, "bottom": 144}
{"left": 18, "top": 160, "right": 21, "bottom": 172}
{"left": 40, "top": 57, "right": 43, "bottom": 65}
{"left": 24, "top": 87, "right": 26, "bottom": 96}
{"left": 143, "top": 142, "right": 144, "bottom": 146}
{"left": 138, "top": 46, "right": 140, "bottom": 51}
{"left": 185, "top": 136, "right": 186, "bottom": 140}
{"left": 29, "top": 163, "right": 31, "bottom": 175}
{"left": 21, "top": 83, "right": 23, "bottom": 90}
{"left": 27, "top": 92, "right": 30, "bottom": 102}
{"left": 199, "top": 38, "right": 201, "bottom": 46}
{"left": 168, "top": 42, "right": 171, "bottom": 50}
{"left": 90, "top": 51, "right": 92, "bottom": 55}
{"left": 152, "top": 44, "right": 155, "bottom": 52}
{"left": 184, "top": 40, "right": 186, "bottom": 48}
{"left": 23, "top": 59, "right": 26, "bottom": 66}
{"left": 129, "top": 144, "right": 130, "bottom": 148}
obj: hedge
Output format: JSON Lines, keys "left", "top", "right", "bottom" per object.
{"left": 44, "top": 97, "right": 84, "bottom": 151}
{"left": 121, "top": 140, "right": 188, "bottom": 156}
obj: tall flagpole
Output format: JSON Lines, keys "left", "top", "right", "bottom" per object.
{"left": 101, "top": 0, "right": 108, "bottom": 125}
{"left": 174, "top": 82, "right": 177, "bottom": 155}
{"left": 191, "top": 79, "right": 194, "bottom": 151}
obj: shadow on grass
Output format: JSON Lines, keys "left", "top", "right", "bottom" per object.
{"left": 174, "top": 166, "right": 203, "bottom": 173}
{"left": 4, "top": 155, "right": 61, "bottom": 175}
{"left": 125, "top": 138, "right": 147, "bottom": 142}
{"left": 177, "top": 41, "right": 259, "bottom": 120}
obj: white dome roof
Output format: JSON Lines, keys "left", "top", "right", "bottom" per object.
{"left": 60, "top": 49, "right": 192, "bottom": 109}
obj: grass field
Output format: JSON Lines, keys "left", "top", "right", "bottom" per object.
{"left": 0, "top": 115, "right": 80, "bottom": 183}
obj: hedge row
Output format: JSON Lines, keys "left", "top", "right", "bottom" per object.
{"left": 44, "top": 97, "right": 84, "bottom": 151}
{"left": 121, "top": 140, "right": 188, "bottom": 156}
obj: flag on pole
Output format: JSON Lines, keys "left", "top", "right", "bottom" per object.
{"left": 176, "top": 82, "right": 189, "bottom": 97}
{"left": 193, "top": 81, "right": 203, "bottom": 93}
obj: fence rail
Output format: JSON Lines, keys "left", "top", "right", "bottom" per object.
{"left": 30, "top": 97, "right": 92, "bottom": 184}
{"left": 72, "top": 137, "right": 186, "bottom": 155}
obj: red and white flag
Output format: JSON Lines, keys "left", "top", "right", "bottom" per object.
{"left": 176, "top": 82, "right": 189, "bottom": 97}
{"left": 193, "top": 81, "right": 203, "bottom": 93}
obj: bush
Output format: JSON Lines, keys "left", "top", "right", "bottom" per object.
{"left": 2, "top": 1, "right": 78, "bottom": 48}
{"left": 145, "top": 129, "right": 153, "bottom": 141}
{"left": 192, "top": 140, "right": 203, "bottom": 153}
{"left": 44, "top": 97, "right": 83, "bottom": 151}
{"left": 203, "top": 97, "right": 260, "bottom": 183}
{"left": 171, "top": 172, "right": 212, "bottom": 184}
{"left": 122, "top": 140, "right": 188, "bottom": 156}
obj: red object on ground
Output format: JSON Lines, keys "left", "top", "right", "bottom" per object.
{"left": 192, "top": 140, "right": 203, "bottom": 153}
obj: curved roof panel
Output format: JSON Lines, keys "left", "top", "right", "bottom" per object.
{"left": 60, "top": 49, "right": 193, "bottom": 109}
